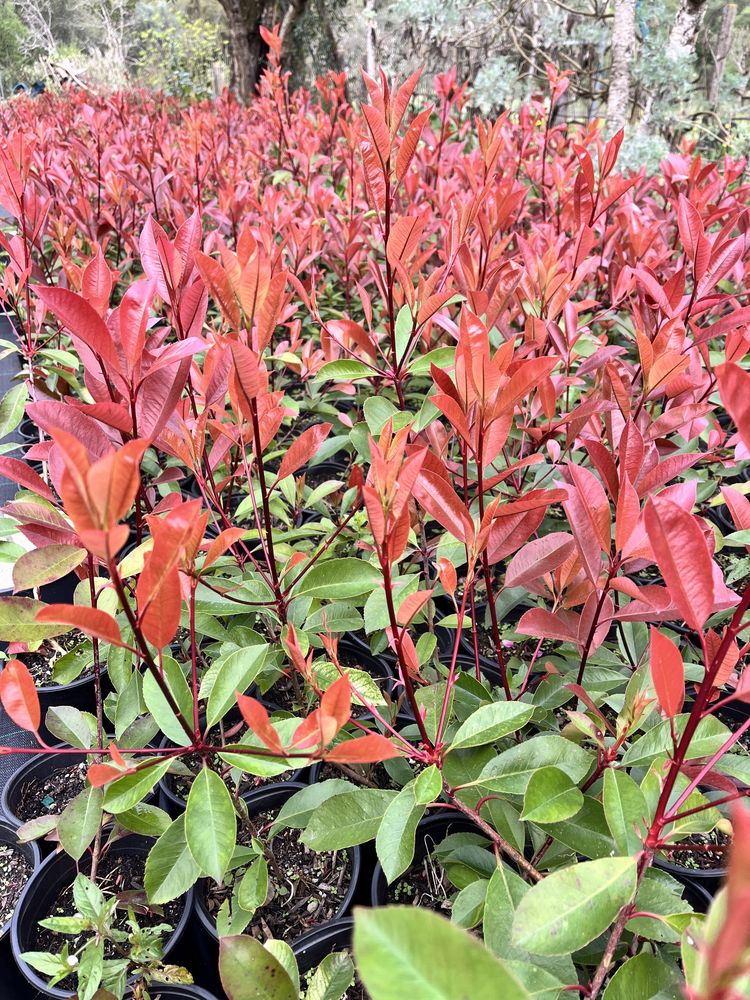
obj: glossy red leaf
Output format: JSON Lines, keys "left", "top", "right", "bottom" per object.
{"left": 274, "top": 423, "right": 333, "bottom": 485}
{"left": 236, "top": 693, "right": 285, "bottom": 754}
{"left": 0, "top": 659, "right": 40, "bottom": 732}
{"left": 644, "top": 497, "right": 714, "bottom": 631}
{"left": 36, "top": 605, "right": 123, "bottom": 646}
{"left": 649, "top": 627, "right": 684, "bottom": 719}
{"left": 325, "top": 733, "right": 402, "bottom": 764}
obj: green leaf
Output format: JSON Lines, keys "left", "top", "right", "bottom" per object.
{"left": 45, "top": 706, "right": 97, "bottom": 749}
{"left": 622, "top": 714, "right": 731, "bottom": 766}
{"left": 521, "top": 766, "right": 583, "bottom": 824}
{"left": 504, "top": 962, "right": 565, "bottom": 1000}
{"left": 302, "top": 789, "right": 397, "bottom": 850}
{"left": 512, "top": 858, "right": 637, "bottom": 956}
{"left": 142, "top": 656, "right": 194, "bottom": 747}
{"left": 206, "top": 644, "right": 268, "bottom": 728}
{"left": 484, "top": 865, "right": 576, "bottom": 984}
{"left": 307, "top": 951, "right": 355, "bottom": 1000}
{"left": 295, "top": 557, "right": 381, "bottom": 601}
{"left": 12, "top": 543, "right": 87, "bottom": 591}
{"left": 271, "top": 780, "right": 354, "bottom": 831}
{"left": 375, "top": 782, "right": 426, "bottom": 883}
{"left": 451, "top": 700, "right": 534, "bottom": 751}
{"left": 477, "top": 735, "right": 593, "bottom": 795}
{"left": 185, "top": 766, "right": 237, "bottom": 883}
{"left": 603, "top": 769, "right": 648, "bottom": 855}
{"left": 219, "top": 934, "right": 297, "bottom": 1000}
{"left": 601, "top": 952, "right": 682, "bottom": 1000}
{"left": 0, "top": 596, "right": 65, "bottom": 643}
{"left": 103, "top": 758, "right": 173, "bottom": 813}
{"left": 144, "top": 814, "right": 201, "bottom": 904}
{"left": 0, "top": 383, "right": 26, "bottom": 438}
{"left": 354, "top": 905, "right": 531, "bottom": 999}
{"left": 394, "top": 305, "right": 412, "bottom": 365}
{"left": 57, "top": 785, "right": 103, "bottom": 861}
{"left": 408, "top": 347, "right": 456, "bottom": 376}
{"left": 263, "top": 940, "right": 299, "bottom": 996}
{"left": 115, "top": 802, "right": 171, "bottom": 838}
{"left": 238, "top": 854, "right": 269, "bottom": 913}
{"left": 314, "top": 360, "right": 377, "bottom": 382}
{"left": 364, "top": 396, "right": 399, "bottom": 435}
{"left": 414, "top": 765, "right": 442, "bottom": 805}
{"left": 536, "top": 796, "right": 616, "bottom": 859}
{"left": 451, "top": 879, "right": 487, "bottom": 929}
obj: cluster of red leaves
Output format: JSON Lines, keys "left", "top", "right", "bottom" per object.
{"left": 0, "top": 35, "right": 749, "bottom": 912}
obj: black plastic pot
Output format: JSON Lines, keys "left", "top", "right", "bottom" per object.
{"left": 292, "top": 916, "right": 354, "bottom": 974}
{"left": 128, "top": 985, "right": 220, "bottom": 1000}
{"left": 35, "top": 666, "right": 111, "bottom": 745}
{"left": 0, "top": 819, "right": 41, "bottom": 939}
{"left": 11, "top": 834, "right": 194, "bottom": 998}
{"left": 1, "top": 746, "right": 90, "bottom": 833}
{"left": 156, "top": 710, "right": 308, "bottom": 817}
{"left": 190, "top": 783, "right": 361, "bottom": 990}
{"left": 681, "top": 879, "right": 713, "bottom": 914}
{"left": 370, "top": 812, "right": 482, "bottom": 905}
{"left": 653, "top": 853, "right": 727, "bottom": 897}
{"left": 260, "top": 638, "right": 396, "bottom": 717}
{"left": 2, "top": 744, "right": 152, "bottom": 845}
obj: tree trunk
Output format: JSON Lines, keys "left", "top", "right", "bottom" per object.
{"left": 279, "top": 0, "right": 309, "bottom": 69}
{"left": 219, "top": 0, "right": 267, "bottom": 102}
{"left": 606, "top": 0, "right": 636, "bottom": 136}
{"left": 666, "top": 0, "right": 710, "bottom": 61}
{"left": 706, "top": 2, "right": 736, "bottom": 108}
{"left": 365, "top": 0, "right": 377, "bottom": 78}
{"left": 314, "top": 0, "right": 344, "bottom": 75}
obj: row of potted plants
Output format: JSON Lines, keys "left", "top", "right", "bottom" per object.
{"left": 0, "top": 27, "right": 749, "bottom": 1000}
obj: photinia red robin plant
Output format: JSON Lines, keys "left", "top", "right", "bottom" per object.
{"left": 0, "top": 31, "right": 748, "bottom": 1000}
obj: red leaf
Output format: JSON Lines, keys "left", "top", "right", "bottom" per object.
{"left": 504, "top": 533, "right": 575, "bottom": 589}
{"left": 649, "top": 627, "right": 684, "bottom": 719}
{"left": 203, "top": 528, "right": 246, "bottom": 570}
{"left": 274, "top": 424, "right": 333, "bottom": 485}
{"left": 0, "top": 456, "right": 55, "bottom": 503}
{"left": 518, "top": 608, "right": 579, "bottom": 644}
{"left": 644, "top": 497, "right": 714, "bottom": 631}
{"left": 319, "top": 675, "right": 351, "bottom": 742}
{"left": 36, "top": 605, "right": 122, "bottom": 646}
{"left": 396, "top": 107, "right": 432, "bottom": 183}
{"left": 717, "top": 362, "right": 750, "bottom": 454}
{"left": 81, "top": 247, "right": 112, "bottom": 316}
{"left": 397, "top": 590, "right": 434, "bottom": 626}
{"left": 87, "top": 763, "right": 126, "bottom": 787}
{"left": 325, "top": 733, "right": 402, "bottom": 764}
{"left": 137, "top": 560, "right": 181, "bottom": 650}
{"left": 34, "top": 285, "right": 118, "bottom": 369}
{"left": 0, "top": 659, "right": 40, "bottom": 732}
{"left": 236, "top": 693, "right": 284, "bottom": 754}
{"left": 413, "top": 469, "right": 474, "bottom": 544}
{"left": 194, "top": 251, "right": 240, "bottom": 329}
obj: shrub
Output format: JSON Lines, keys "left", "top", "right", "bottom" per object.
{"left": 0, "top": 27, "right": 749, "bottom": 1000}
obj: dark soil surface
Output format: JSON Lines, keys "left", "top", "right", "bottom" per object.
{"left": 33, "top": 852, "right": 183, "bottom": 991}
{"left": 204, "top": 808, "right": 352, "bottom": 941}
{"left": 661, "top": 829, "right": 731, "bottom": 871}
{"left": 315, "top": 761, "right": 399, "bottom": 790}
{"left": 715, "top": 708, "right": 750, "bottom": 755}
{"left": 385, "top": 852, "right": 453, "bottom": 914}
{"left": 16, "top": 761, "right": 88, "bottom": 820}
{"left": 24, "top": 630, "right": 89, "bottom": 687}
{"left": 168, "top": 747, "right": 294, "bottom": 802}
{"left": 0, "top": 842, "right": 33, "bottom": 926}
{"left": 265, "top": 649, "right": 390, "bottom": 717}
